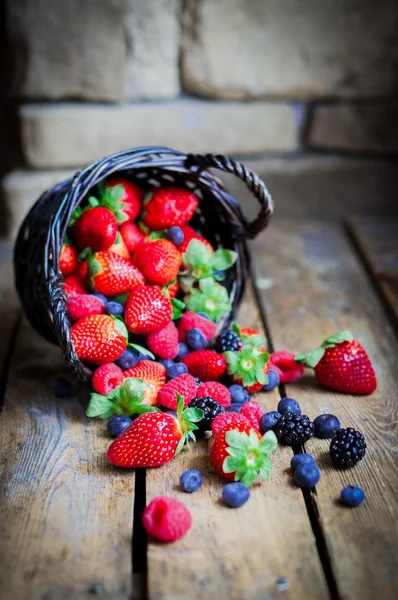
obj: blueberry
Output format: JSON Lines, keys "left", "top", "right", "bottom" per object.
{"left": 229, "top": 384, "right": 250, "bottom": 405}
{"left": 197, "top": 313, "right": 210, "bottom": 320}
{"left": 115, "top": 349, "right": 139, "bottom": 370}
{"left": 260, "top": 411, "right": 282, "bottom": 434}
{"left": 167, "top": 362, "right": 188, "bottom": 379}
{"left": 340, "top": 485, "right": 365, "bottom": 507}
{"left": 91, "top": 293, "right": 108, "bottom": 305}
{"left": 290, "top": 453, "right": 315, "bottom": 471}
{"left": 104, "top": 301, "right": 124, "bottom": 317}
{"left": 214, "top": 270, "right": 226, "bottom": 281}
{"left": 176, "top": 342, "right": 189, "bottom": 361}
{"left": 294, "top": 464, "right": 321, "bottom": 488}
{"left": 180, "top": 469, "right": 203, "bottom": 493}
{"left": 186, "top": 328, "right": 207, "bottom": 350}
{"left": 222, "top": 482, "right": 250, "bottom": 508}
{"left": 263, "top": 369, "right": 280, "bottom": 391}
{"left": 226, "top": 403, "right": 244, "bottom": 413}
{"left": 278, "top": 397, "right": 301, "bottom": 415}
{"left": 51, "top": 377, "right": 74, "bottom": 398}
{"left": 107, "top": 415, "right": 132, "bottom": 438}
{"left": 314, "top": 414, "right": 341, "bottom": 439}
{"left": 167, "top": 226, "right": 184, "bottom": 246}
{"left": 159, "top": 359, "right": 175, "bottom": 369}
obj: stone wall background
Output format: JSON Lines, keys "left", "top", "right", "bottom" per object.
{"left": 1, "top": 0, "right": 398, "bottom": 239}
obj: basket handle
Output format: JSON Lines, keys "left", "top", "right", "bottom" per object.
{"left": 186, "top": 153, "right": 274, "bottom": 240}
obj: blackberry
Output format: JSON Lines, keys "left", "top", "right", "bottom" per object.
{"left": 188, "top": 397, "right": 224, "bottom": 431}
{"left": 274, "top": 412, "right": 314, "bottom": 446}
{"left": 216, "top": 330, "right": 243, "bottom": 353}
{"left": 193, "top": 376, "right": 202, "bottom": 387}
{"left": 330, "top": 428, "right": 366, "bottom": 468}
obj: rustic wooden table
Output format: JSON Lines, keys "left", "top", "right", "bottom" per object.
{"left": 0, "top": 217, "right": 397, "bottom": 600}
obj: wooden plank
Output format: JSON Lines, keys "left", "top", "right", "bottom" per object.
{"left": 251, "top": 221, "right": 398, "bottom": 600}
{"left": 348, "top": 216, "right": 398, "bottom": 329}
{"left": 0, "top": 241, "right": 20, "bottom": 376}
{"left": 0, "top": 318, "right": 135, "bottom": 600}
{"left": 146, "top": 283, "right": 330, "bottom": 600}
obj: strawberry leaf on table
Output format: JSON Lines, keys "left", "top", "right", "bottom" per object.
{"left": 174, "top": 392, "right": 204, "bottom": 454}
{"left": 182, "top": 240, "right": 237, "bottom": 283}
{"left": 223, "top": 430, "right": 277, "bottom": 487}
{"left": 184, "top": 277, "right": 232, "bottom": 322}
{"left": 225, "top": 344, "right": 270, "bottom": 387}
{"left": 86, "top": 377, "right": 159, "bottom": 419}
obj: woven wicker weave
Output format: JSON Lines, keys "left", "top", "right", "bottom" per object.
{"left": 14, "top": 146, "right": 273, "bottom": 380}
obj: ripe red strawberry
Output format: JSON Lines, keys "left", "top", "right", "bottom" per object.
{"left": 92, "top": 363, "right": 123, "bottom": 395}
{"left": 225, "top": 344, "right": 270, "bottom": 392}
{"left": 108, "top": 232, "right": 130, "bottom": 259}
{"left": 63, "top": 274, "right": 88, "bottom": 296}
{"left": 73, "top": 206, "right": 118, "bottom": 251}
{"left": 182, "top": 350, "right": 227, "bottom": 382}
{"left": 120, "top": 221, "right": 145, "bottom": 254}
{"left": 123, "top": 360, "right": 166, "bottom": 405}
{"left": 197, "top": 381, "right": 231, "bottom": 407}
{"left": 157, "top": 374, "right": 197, "bottom": 410}
{"left": 70, "top": 314, "right": 128, "bottom": 365}
{"left": 209, "top": 422, "right": 277, "bottom": 486}
{"left": 270, "top": 351, "right": 304, "bottom": 383}
{"left": 156, "top": 279, "right": 179, "bottom": 300}
{"left": 87, "top": 251, "right": 145, "bottom": 296}
{"left": 146, "top": 321, "right": 179, "bottom": 359}
{"left": 106, "top": 393, "right": 203, "bottom": 467}
{"left": 178, "top": 311, "right": 217, "bottom": 343}
{"left": 104, "top": 178, "right": 142, "bottom": 223}
{"left": 142, "top": 187, "right": 198, "bottom": 230}
{"left": 142, "top": 497, "right": 192, "bottom": 542}
{"left": 240, "top": 401, "right": 262, "bottom": 431}
{"left": 211, "top": 412, "right": 250, "bottom": 436}
{"left": 178, "top": 225, "right": 214, "bottom": 257}
{"left": 76, "top": 258, "right": 88, "bottom": 279}
{"left": 133, "top": 239, "right": 181, "bottom": 285}
{"left": 67, "top": 294, "right": 104, "bottom": 322}
{"left": 124, "top": 286, "right": 172, "bottom": 335}
{"left": 295, "top": 331, "right": 377, "bottom": 395}
{"left": 60, "top": 237, "right": 78, "bottom": 276}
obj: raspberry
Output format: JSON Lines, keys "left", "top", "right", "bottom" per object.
{"left": 270, "top": 351, "right": 304, "bottom": 383}
{"left": 142, "top": 496, "right": 192, "bottom": 542}
{"left": 211, "top": 412, "right": 251, "bottom": 436}
{"left": 146, "top": 321, "right": 179, "bottom": 360}
{"left": 178, "top": 311, "right": 216, "bottom": 343}
{"left": 197, "top": 381, "right": 231, "bottom": 408}
{"left": 240, "top": 401, "right": 262, "bottom": 431}
{"left": 67, "top": 294, "right": 105, "bottom": 322}
{"left": 157, "top": 374, "right": 197, "bottom": 409}
{"left": 92, "top": 363, "right": 123, "bottom": 395}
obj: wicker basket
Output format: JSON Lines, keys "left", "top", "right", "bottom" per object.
{"left": 14, "top": 146, "right": 273, "bottom": 381}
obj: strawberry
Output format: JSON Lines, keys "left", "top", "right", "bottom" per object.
{"left": 108, "top": 232, "right": 130, "bottom": 259}
{"left": 76, "top": 258, "right": 88, "bottom": 279}
{"left": 224, "top": 344, "right": 270, "bottom": 392}
{"left": 106, "top": 393, "right": 203, "bottom": 467}
{"left": 211, "top": 412, "right": 251, "bottom": 436}
{"left": 87, "top": 251, "right": 145, "bottom": 296}
{"left": 70, "top": 314, "right": 128, "bottom": 365}
{"left": 295, "top": 331, "right": 377, "bottom": 395}
{"left": 181, "top": 350, "right": 227, "bottom": 382}
{"left": 120, "top": 221, "right": 145, "bottom": 254}
{"left": 133, "top": 239, "right": 181, "bottom": 285}
{"left": 209, "top": 422, "right": 277, "bottom": 486}
{"left": 178, "top": 311, "right": 216, "bottom": 343}
{"left": 123, "top": 360, "right": 166, "bottom": 405}
{"left": 60, "top": 236, "right": 78, "bottom": 276}
{"left": 270, "top": 350, "right": 304, "bottom": 383}
{"left": 102, "top": 178, "right": 142, "bottom": 224}
{"left": 239, "top": 327, "right": 266, "bottom": 353}
{"left": 124, "top": 286, "right": 172, "bottom": 335}
{"left": 142, "top": 497, "right": 192, "bottom": 542}
{"left": 157, "top": 279, "right": 179, "bottom": 300}
{"left": 67, "top": 294, "right": 104, "bottom": 322}
{"left": 197, "top": 381, "right": 231, "bottom": 407}
{"left": 92, "top": 363, "right": 123, "bottom": 395}
{"left": 142, "top": 187, "right": 198, "bottom": 230}
{"left": 157, "top": 374, "right": 197, "bottom": 410}
{"left": 63, "top": 274, "right": 88, "bottom": 296}
{"left": 73, "top": 206, "right": 118, "bottom": 251}
{"left": 146, "top": 321, "right": 179, "bottom": 359}
{"left": 177, "top": 225, "right": 214, "bottom": 257}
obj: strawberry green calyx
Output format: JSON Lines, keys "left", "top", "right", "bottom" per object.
{"left": 97, "top": 183, "right": 129, "bottom": 224}
{"left": 86, "top": 377, "right": 159, "bottom": 419}
{"left": 128, "top": 343, "right": 155, "bottom": 360}
{"left": 223, "top": 429, "right": 277, "bottom": 487}
{"left": 112, "top": 316, "right": 129, "bottom": 342}
{"left": 78, "top": 247, "right": 93, "bottom": 261}
{"left": 149, "top": 230, "right": 167, "bottom": 241}
{"left": 171, "top": 298, "right": 185, "bottom": 320}
{"left": 295, "top": 330, "right": 354, "bottom": 368}
{"left": 174, "top": 392, "right": 204, "bottom": 454}
{"left": 87, "top": 253, "right": 103, "bottom": 290}
{"left": 225, "top": 345, "right": 270, "bottom": 387}
{"left": 184, "top": 277, "right": 232, "bottom": 322}
{"left": 181, "top": 239, "right": 237, "bottom": 284}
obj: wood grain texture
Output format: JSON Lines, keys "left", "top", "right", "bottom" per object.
{"left": 0, "top": 241, "right": 20, "bottom": 376}
{"left": 251, "top": 221, "right": 398, "bottom": 600}
{"left": 0, "top": 318, "right": 135, "bottom": 600}
{"left": 348, "top": 216, "right": 398, "bottom": 329}
{"left": 145, "top": 283, "right": 329, "bottom": 600}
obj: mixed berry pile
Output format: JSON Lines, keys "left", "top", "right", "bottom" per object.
{"left": 59, "top": 179, "right": 377, "bottom": 543}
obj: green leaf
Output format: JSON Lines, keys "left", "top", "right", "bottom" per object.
{"left": 174, "top": 436, "right": 186, "bottom": 456}
{"left": 240, "top": 468, "right": 258, "bottom": 487}
{"left": 68, "top": 206, "right": 83, "bottom": 227}
{"left": 171, "top": 298, "right": 185, "bottom": 320}
{"left": 210, "top": 249, "right": 237, "bottom": 271}
{"left": 112, "top": 318, "right": 128, "bottom": 341}
{"left": 258, "top": 431, "right": 278, "bottom": 454}
{"left": 322, "top": 330, "right": 353, "bottom": 346}
{"left": 86, "top": 394, "right": 116, "bottom": 419}
{"left": 295, "top": 347, "right": 325, "bottom": 368}
{"left": 223, "top": 456, "right": 243, "bottom": 473}
{"left": 183, "top": 408, "right": 203, "bottom": 423}
{"left": 128, "top": 343, "right": 155, "bottom": 360}
{"left": 149, "top": 230, "right": 167, "bottom": 241}
{"left": 184, "top": 239, "right": 212, "bottom": 268}
{"left": 112, "top": 292, "right": 129, "bottom": 305}
{"left": 225, "top": 429, "right": 251, "bottom": 452}
{"left": 259, "top": 456, "right": 273, "bottom": 482}
{"left": 88, "top": 196, "right": 100, "bottom": 207}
